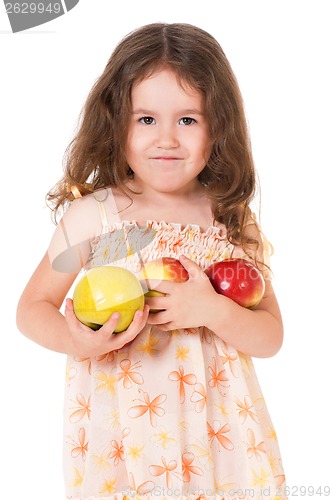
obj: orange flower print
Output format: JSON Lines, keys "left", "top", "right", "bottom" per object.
{"left": 69, "top": 393, "right": 91, "bottom": 423}
{"left": 246, "top": 428, "right": 266, "bottom": 461}
{"left": 74, "top": 356, "right": 92, "bottom": 375}
{"left": 117, "top": 359, "right": 144, "bottom": 388}
{"left": 109, "top": 427, "right": 130, "bottom": 465}
{"left": 207, "top": 420, "right": 234, "bottom": 451}
{"left": 68, "top": 427, "right": 89, "bottom": 460}
{"left": 95, "top": 351, "right": 115, "bottom": 363}
{"left": 149, "top": 456, "right": 182, "bottom": 488}
{"left": 168, "top": 366, "right": 197, "bottom": 403}
{"left": 128, "top": 472, "right": 155, "bottom": 495}
{"left": 190, "top": 383, "right": 206, "bottom": 413}
{"left": 201, "top": 327, "right": 213, "bottom": 344}
{"left": 128, "top": 389, "right": 167, "bottom": 427}
{"left": 208, "top": 357, "right": 229, "bottom": 395}
{"left": 182, "top": 452, "right": 203, "bottom": 482}
{"left": 219, "top": 346, "right": 239, "bottom": 378}
{"left": 235, "top": 395, "right": 259, "bottom": 424}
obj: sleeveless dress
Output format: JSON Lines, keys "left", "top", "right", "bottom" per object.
{"left": 63, "top": 211, "right": 287, "bottom": 499}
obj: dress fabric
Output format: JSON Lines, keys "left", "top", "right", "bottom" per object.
{"left": 63, "top": 220, "right": 287, "bottom": 500}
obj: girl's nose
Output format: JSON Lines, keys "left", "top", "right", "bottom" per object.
{"left": 155, "top": 125, "right": 180, "bottom": 149}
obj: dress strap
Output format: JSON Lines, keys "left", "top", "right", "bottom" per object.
{"left": 93, "top": 189, "right": 110, "bottom": 229}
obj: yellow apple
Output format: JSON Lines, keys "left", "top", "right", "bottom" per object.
{"left": 73, "top": 266, "right": 144, "bottom": 333}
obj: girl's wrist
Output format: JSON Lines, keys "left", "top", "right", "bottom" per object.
{"left": 204, "top": 292, "right": 231, "bottom": 333}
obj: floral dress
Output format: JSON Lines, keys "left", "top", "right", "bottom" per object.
{"left": 63, "top": 216, "right": 287, "bottom": 500}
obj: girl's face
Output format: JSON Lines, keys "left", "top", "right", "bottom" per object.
{"left": 126, "top": 68, "right": 211, "bottom": 196}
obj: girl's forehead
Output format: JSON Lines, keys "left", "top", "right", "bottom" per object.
{"left": 132, "top": 68, "right": 202, "bottom": 99}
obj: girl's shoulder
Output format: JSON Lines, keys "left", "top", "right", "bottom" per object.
{"left": 62, "top": 185, "right": 130, "bottom": 227}
{"left": 47, "top": 186, "right": 127, "bottom": 273}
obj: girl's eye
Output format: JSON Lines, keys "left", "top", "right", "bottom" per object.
{"left": 139, "top": 116, "right": 156, "bottom": 125}
{"left": 179, "top": 117, "right": 197, "bottom": 125}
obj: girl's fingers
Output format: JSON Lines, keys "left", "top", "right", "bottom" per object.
{"left": 100, "top": 312, "right": 121, "bottom": 334}
{"left": 65, "top": 297, "right": 79, "bottom": 326}
{"left": 129, "top": 305, "right": 150, "bottom": 329}
{"left": 102, "top": 305, "right": 149, "bottom": 335}
{"left": 109, "top": 305, "right": 150, "bottom": 349}
{"left": 65, "top": 300, "right": 149, "bottom": 355}
{"left": 144, "top": 296, "right": 166, "bottom": 310}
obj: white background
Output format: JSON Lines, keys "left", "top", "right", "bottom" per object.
{"left": 1, "top": 1, "right": 331, "bottom": 498}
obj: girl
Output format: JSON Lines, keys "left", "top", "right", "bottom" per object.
{"left": 17, "top": 23, "right": 287, "bottom": 500}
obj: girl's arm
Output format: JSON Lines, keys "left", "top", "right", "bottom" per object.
{"left": 203, "top": 278, "right": 283, "bottom": 358}
{"left": 17, "top": 193, "right": 150, "bottom": 357}
{"left": 145, "top": 255, "right": 283, "bottom": 358}
{"left": 16, "top": 252, "right": 150, "bottom": 357}
{"left": 16, "top": 251, "right": 77, "bottom": 354}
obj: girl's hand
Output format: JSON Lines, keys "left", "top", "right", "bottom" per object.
{"left": 145, "top": 255, "right": 218, "bottom": 331}
{"left": 65, "top": 298, "right": 150, "bottom": 357}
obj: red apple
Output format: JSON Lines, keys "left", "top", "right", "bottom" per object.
{"left": 138, "top": 257, "right": 189, "bottom": 310}
{"left": 205, "top": 258, "right": 265, "bottom": 308}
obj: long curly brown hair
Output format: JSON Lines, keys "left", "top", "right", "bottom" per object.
{"left": 47, "top": 23, "right": 262, "bottom": 255}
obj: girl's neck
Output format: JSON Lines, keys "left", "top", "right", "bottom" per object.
{"left": 125, "top": 178, "right": 206, "bottom": 205}
{"left": 116, "top": 179, "right": 214, "bottom": 230}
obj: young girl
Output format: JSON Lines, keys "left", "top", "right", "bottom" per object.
{"left": 17, "top": 23, "right": 287, "bottom": 500}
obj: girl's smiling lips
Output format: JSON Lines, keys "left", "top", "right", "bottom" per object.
{"left": 151, "top": 156, "right": 183, "bottom": 160}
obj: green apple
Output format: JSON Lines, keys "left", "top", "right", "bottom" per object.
{"left": 73, "top": 266, "right": 144, "bottom": 333}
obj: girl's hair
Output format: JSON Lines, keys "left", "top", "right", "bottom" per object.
{"left": 47, "top": 23, "right": 261, "bottom": 255}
